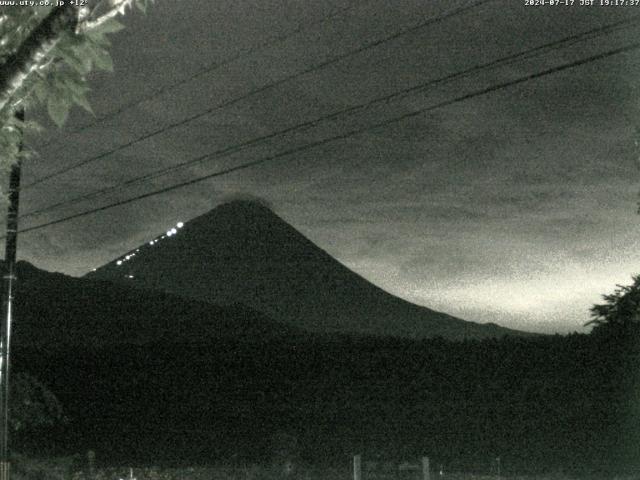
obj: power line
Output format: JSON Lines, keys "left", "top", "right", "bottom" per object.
{"left": 36, "top": 0, "right": 360, "bottom": 150}
{"left": 23, "top": 0, "right": 494, "bottom": 189}
{"left": 397, "top": 13, "right": 640, "bottom": 100}
{"left": 21, "top": 15, "right": 640, "bottom": 219}
{"left": 12, "top": 40, "right": 640, "bottom": 238}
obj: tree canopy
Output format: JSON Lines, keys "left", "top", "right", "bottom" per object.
{"left": 0, "top": 1, "right": 152, "bottom": 187}
{"left": 587, "top": 275, "right": 640, "bottom": 336}
{"left": 10, "top": 372, "right": 62, "bottom": 433}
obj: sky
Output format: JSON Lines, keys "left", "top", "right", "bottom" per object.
{"left": 8, "top": 0, "right": 640, "bottom": 334}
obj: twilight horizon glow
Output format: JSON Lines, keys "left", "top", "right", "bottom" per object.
{"left": 8, "top": 0, "right": 640, "bottom": 334}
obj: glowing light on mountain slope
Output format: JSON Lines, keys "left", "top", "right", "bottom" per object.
{"left": 118, "top": 222, "right": 185, "bottom": 269}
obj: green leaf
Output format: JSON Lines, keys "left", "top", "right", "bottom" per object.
{"left": 47, "top": 96, "right": 70, "bottom": 128}
{"left": 84, "top": 42, "right": 114, "bottom": 72}
{"left": 88, "top": 31, "right": 111, "bottom": 48}
{"left": 86, "top": 18, "right": 125, "bottom": 47}
{"left": 58, "top": 45, "right": 93, "bottom": 75}
{"left": 60, "top": 70, "right": 87, "bottom": 94}
{"left": 94, "top": 49, "right": 114, "bottom": 72}
{"left": 92, "top": 18, "right": 125, "bottom": 36}
{"left": 73, "top": 90, "right": 94, "bottom": 115}
{"left": 135, "top": 0, "right": 148, "bottom": 13}
{"left": 32, "top": 80, "right": 48, "bottom": 104}
{"left": 22, "top": 120, "right": 43, "bottom": 134}
{"left": 16, "top": 148, "right": 34, "bottom": 162}
{"left": 58, "top": 72, "right": 94, "bottom": 115}
{"left": 0, "top": 127, "right": 21, "bottom": 148}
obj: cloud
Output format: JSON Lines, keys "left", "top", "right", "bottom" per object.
{"left": 13, "top": 0, "right": 640, "bottom": 334}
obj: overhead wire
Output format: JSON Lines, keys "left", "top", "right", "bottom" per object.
{"left": 23, "top": 0, "right": 495, "bottom": 189}
{"left": 11, "top": 39, "right": 640, "bottom": 239}
{"left": 20, "top": 14, "right": 640, "bottom": 219}
{"left": 36, "top": 0, "right": 360, "bottom": 149}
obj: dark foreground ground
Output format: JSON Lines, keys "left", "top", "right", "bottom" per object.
{"left": 9, "top": 329, "right": 640, "bottom": 478}
{"left": 13, "top": 460, "right": 640, "bottom": 480}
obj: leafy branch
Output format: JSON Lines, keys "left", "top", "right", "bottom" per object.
{"left": 0, "top": 0, "right": 153, "bottom": 182}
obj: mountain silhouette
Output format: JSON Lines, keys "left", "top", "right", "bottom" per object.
{"left": 6, "top": 260, "right": 302, "bottom": 348}
{"left": 86, "top": 200, "right": 528, "bottom": 340}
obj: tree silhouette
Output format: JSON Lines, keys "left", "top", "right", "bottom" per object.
{"left": 10, "top": 373, "right": 63, "bottom": 433}
{"left": 587, "top": 275, "right": 640, "bottom": 336}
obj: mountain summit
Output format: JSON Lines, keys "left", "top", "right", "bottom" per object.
{"left": 86, "top": 200, "right": 527, "bottom": 339}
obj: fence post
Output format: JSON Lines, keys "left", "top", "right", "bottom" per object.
{"left": 354, "top": 455, "right": 362, "bottom": 480}
{"left": 87, "top": 450, "right": 95, "bottom": 479}
{"left": 421, "top": 457, "right": 430, "bottom": 480}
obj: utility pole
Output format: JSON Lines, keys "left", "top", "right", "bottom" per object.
{"left": 0, "top": 108, "right": 24, "bottom": 480}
